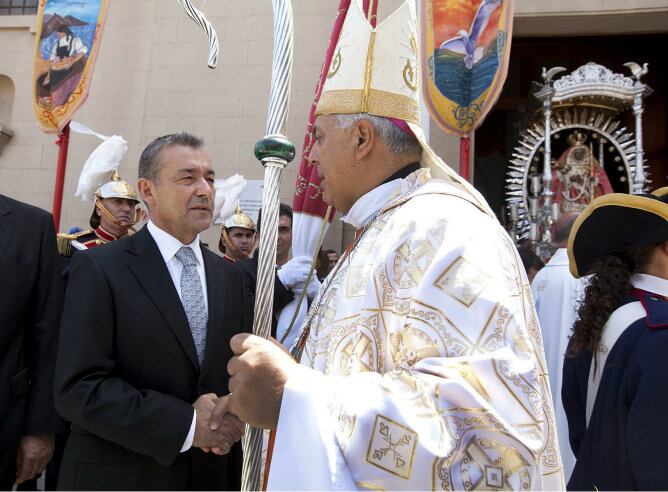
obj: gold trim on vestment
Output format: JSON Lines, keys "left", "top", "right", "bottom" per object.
{"left": 316, "top": 88, "right": 420, "bottom": 124}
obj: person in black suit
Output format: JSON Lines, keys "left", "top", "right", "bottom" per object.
{"left": 54, "top": 132, "right": 247, "bottom": 490}
{"left": 0, "top": 195, "right": 64, "bottom": 489}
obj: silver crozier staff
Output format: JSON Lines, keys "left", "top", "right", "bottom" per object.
{"left": 240, "top": 1, "right": 295, "bottom": 490}
{"left": 176, "top": 1, "right": 294, "bottom": 489}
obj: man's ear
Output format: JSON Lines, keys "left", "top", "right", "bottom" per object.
{"left": 354, "top": 119, "right": 375, "bottom": 161}
{"left": 137, "top": 179, "right": 155, "bottom": 209}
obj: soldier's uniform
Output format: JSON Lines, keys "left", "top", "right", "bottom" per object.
{"left": 57, "top": 171, "right": 139, "bottom": 285}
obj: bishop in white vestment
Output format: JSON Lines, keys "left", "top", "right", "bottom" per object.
{"left": 268, "top": 167, "right": 563, "bottom": 490}
{"left": 216, "top": 1, "right": 564, "bottom": 489}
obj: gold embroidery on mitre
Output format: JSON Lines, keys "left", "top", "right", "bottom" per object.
{"left": 317, "top": 88, "right": 420, "bottom": 124}
{"left": 402, "top": 35, "right": 419, "bottom": 92}
{"left": 328, "top": 48, "right": 342, "bottom": 79}
{"left": 361, "top": 31, "right": 377, "bottom": 113}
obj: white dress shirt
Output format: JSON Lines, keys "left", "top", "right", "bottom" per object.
{"left": 146, "top": 220, "right": 208, "bottom": 452}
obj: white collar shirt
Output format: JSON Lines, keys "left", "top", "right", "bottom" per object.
{"left": 632, "top": 273, "right": 668, "bottom": 298}
{"left": 146, "top": 220, "right": 209, "bottom": 314}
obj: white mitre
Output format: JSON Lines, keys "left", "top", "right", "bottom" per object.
{"left": 315, "top": 0, "right": 492, "bottom": 215}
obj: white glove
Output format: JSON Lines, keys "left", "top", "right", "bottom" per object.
{"left": 277, "top": 256, "right": 311, "bottom": 290}
{"left": 304, "top": 274, "right": 321, "bottom": 300}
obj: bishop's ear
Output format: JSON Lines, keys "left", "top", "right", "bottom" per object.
{"left": 354, "top": 118, "right": 375, "bottom": 161}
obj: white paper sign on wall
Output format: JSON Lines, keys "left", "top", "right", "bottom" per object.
{"left": 239, "top": 179, "right": 264, "bottom": 223}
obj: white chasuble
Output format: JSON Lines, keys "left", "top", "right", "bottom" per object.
{"left": 268, "top": 169, "right": 564, "bottom": 490}
{"left": 531, "top": 248, "right": 587, "bottom": 482}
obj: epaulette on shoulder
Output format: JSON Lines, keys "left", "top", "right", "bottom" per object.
{"left": 56, "top": 229, "right": 93, "bottom": 256}
{"left": 635, "top": 291, "right": 668, "bottom": 330}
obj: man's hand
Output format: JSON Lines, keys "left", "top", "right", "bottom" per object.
{"left": 192, "top": 393, "right": 244, "bottom": 455}
{"left": 217, "top": 333, "right": 299, "bottom": 430}
{"left": 208, "top": 395, "right": 245, "bottom": 455}
{"left": 15, "top": 435, "right": 54, "bottom": 485}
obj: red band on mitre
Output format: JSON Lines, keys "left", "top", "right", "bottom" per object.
{"left": 388, "top": 117, "right": 415, "bottom": 137}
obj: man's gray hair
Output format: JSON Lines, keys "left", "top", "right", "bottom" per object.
{"left": 333, "top": 113, "right": 422, "bottom": 157}
{"left": 138, "top": 132, "right": 205, "bottom": 182}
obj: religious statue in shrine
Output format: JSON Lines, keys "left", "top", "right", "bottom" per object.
{"left": 552, "top": 131, "right": 614, "bottom": 213}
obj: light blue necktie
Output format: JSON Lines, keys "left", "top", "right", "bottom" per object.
{"left": 175, "top": 246, "right": 207, "bottom": 365}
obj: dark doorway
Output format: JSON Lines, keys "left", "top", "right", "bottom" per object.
{"left": 474, "top": 34, "right": 668, "bottom": 218}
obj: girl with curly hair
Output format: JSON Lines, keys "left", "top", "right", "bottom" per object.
{"left": 563, "top": 188, "right": 668, "bottom": 490}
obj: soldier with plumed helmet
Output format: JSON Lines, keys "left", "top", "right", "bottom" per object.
{"left": 56, "top": 123, "right": 140, "bottom": 283}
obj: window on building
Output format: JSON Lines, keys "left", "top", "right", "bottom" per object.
{"left": 0, "top": 0, "right": 38, "bottom": 16}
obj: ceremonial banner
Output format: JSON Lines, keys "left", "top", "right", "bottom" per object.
{"left": 32, "top": 0, "right": 109, "bottom": 133}
{"left": 420, "top": 0, "right": 513, "bottom": 137}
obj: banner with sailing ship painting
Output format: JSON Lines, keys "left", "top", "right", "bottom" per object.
{"left": 420, "top": 0, "right": 513, "bottom": 137}
{"left": 32, "top": 0, "right": 109, "bottom": 133}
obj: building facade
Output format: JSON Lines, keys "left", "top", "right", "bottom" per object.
{"left": 1, "top": 0, "right": 666, "bottom": 250}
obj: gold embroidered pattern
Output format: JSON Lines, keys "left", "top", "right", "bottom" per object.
{"left": 366, "top": 414, "right": 417, "bottom": 480}
{"left": 460, "top": 437, "right": 531, "bottom": 490}
{"left": 316, "top": 88, "right": 420, "bottom": 124}
{"left": 390, "top": 325, "right": 439, "bottom": 368}
{"left": 402, "top": 36, "right": 419, "bottom": 92}
{"left": 327, "top": 48, "right": 342, "bottom": 79}
{"left": 339, "top": 331, "right": 376, "bottom": 375}
{"left": 362, "top": 31, "right": 377, "bottom": 113}
{"left": 435, "top": 257, "right": 491, "bottom": 307}
{"left": 393, "top": 238, "right": 437, "bottom": 289}
{"left": 347, "top": 264, "right": 373, "bottom": 298}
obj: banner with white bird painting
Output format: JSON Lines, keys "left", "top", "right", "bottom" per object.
{"left": 419, "top": 0, "right": 513, "bottom": 137}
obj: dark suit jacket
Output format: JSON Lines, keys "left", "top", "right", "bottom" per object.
{"left": 0, "top": 195, "right": 64, "bottom": 487}
{"left": 54, "top": 226, "right": 250, "bottom": 490}
{"left": 236, "top": 253, "right": 294, "bottom": 338}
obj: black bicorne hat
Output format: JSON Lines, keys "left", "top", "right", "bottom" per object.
{"left": 568, "top": 187, "right": 668, "bottom": 278}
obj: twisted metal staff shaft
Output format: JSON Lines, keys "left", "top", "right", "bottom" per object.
{"left": 241, "top": 3, "right": 295, "bottom": 489}
{"left": 241, "top": 158, "right": 284, "bottom": 491}
{"left": 176, "top": 0, "right": 219, "bottom": 68}
{"left": 266, "top": 0, "right": 294, "bottom": 136}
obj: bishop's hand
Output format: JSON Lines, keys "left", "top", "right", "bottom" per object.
{"left": 216, "top": 333, "right": 298, "bottom": 430}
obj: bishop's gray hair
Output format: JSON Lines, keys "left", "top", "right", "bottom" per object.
{"left": 333, "top": 113, "right": 422, "bottom": 158}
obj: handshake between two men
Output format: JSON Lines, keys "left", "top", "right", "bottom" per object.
{"left": 195, "top": 331, "right": 303, "bottom": 454}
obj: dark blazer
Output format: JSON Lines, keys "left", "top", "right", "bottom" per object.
{"left": 563, "top": 292, "right": 668, "bottom": 491}
{"left": 54, "top": 226, "right": 250, "bottom": 490}
{"left": 0, "top": 195, "right": 64, "bottom": 487}
{"left": 236, "top": 253, "right": 294, "bottom": 338}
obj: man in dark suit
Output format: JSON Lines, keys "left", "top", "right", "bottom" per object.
{"left": 0, "top": 195, "right": 64, "bottom": 489}
{"left": 54, "top": 132, "right": 247, "bottom": 490}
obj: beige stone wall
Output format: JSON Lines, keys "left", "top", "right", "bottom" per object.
{"left": 515, "top": 0, "right": 668, "bottom": 36}
{"left": 0, "top": 0, "right": 666, "bottom": 253}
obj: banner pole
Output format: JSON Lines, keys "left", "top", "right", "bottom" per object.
{"left": 459, "top": 135, "right": 470, "bottom": 182}
{"left": 52, "top": 122, "right": 70, "bottom": 230}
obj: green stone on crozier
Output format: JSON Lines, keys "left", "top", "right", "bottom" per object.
{"left": 254, "top": 135, "right": 296, "bottom": 163}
